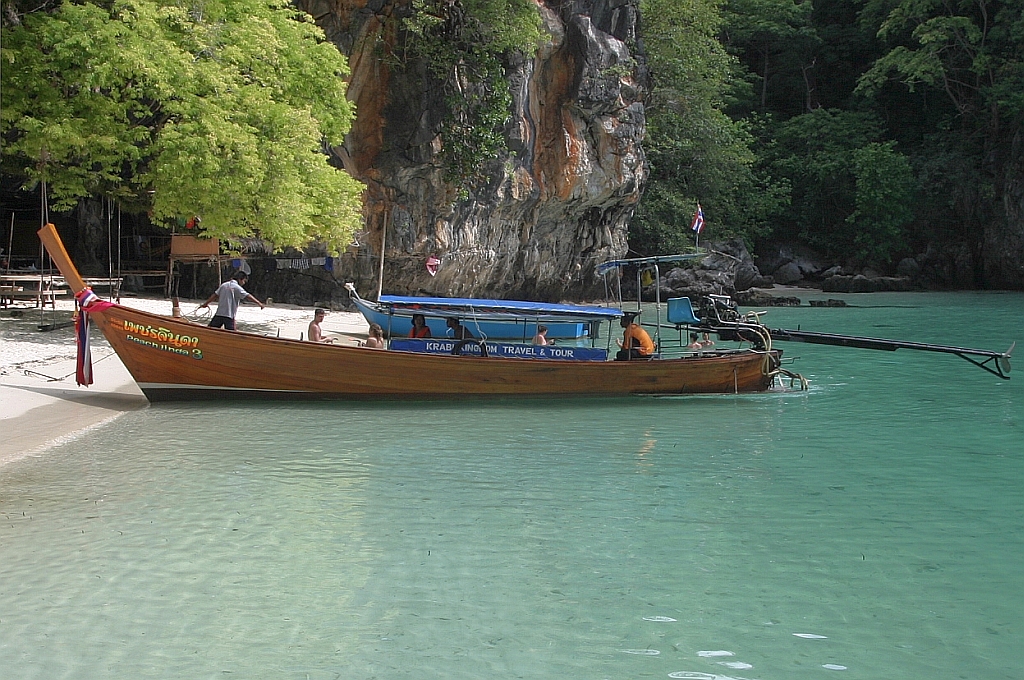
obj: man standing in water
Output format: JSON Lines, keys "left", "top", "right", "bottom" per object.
{"left": 199, "top": 271, "right": 265, "bottom": 330}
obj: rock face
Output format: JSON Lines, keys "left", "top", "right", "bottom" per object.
{"left": 821, "top": 274, "right": 912, "bottom": 293}
{"left": 296, "top": 0, "right": 647, "bottom": 300}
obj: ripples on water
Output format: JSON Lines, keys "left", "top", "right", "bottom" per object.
{"left": 1, "top": 292, "right": 1022, "bottom": 679}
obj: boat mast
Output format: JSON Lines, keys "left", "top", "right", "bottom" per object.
{"left": 376, "top": 208, "right": 387, "bottom": 300}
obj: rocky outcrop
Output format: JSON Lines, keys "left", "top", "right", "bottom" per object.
{"left": 296, "top": 0, "right": 647, "bottom": 300}
{"left": 756, "top": 243, "right": 829, "bottom": 285}
{"left": 821, "top": 274, "right": 912, "bottom": 293}
{"left": 644, "top": 238, "right": 774, "bottom": 302}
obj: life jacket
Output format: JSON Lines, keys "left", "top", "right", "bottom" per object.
{"left": 409, "top": 325, "right": 431, "bottom": 338}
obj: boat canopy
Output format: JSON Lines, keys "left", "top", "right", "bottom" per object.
{"left": 377, "top": 295, "right": 623, "bottom": 322}
{"left": 596, "top": 253, "right": 705, "bottom": 276}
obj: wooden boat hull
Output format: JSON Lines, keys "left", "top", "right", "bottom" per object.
{"left": 90, "top": 305, "right": 779, "bottom": 400}
{"left": 38, "top": 223, "right": 780, "bottom": 401}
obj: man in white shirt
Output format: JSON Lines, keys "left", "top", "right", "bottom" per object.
{"left": 199, "top": 271, "right": 265, "bottom": 330}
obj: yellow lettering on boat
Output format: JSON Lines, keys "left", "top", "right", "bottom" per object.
{"left": 117, "top": 317, "right": 203, "bottom": 359}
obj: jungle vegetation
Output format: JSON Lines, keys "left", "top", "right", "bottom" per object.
{"left": 636, "top": 0, "right": 1024, "bottom": 269}
{"left": 1, "top": 0, "right": 365, "bottom": 252}
{"left": 4, "top": 0, "right": 1024, "bottom": 270}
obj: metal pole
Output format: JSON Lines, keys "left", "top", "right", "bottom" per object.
{"left": 5, "top": 212, "right": 14, "bottom": 275}
{"left": 653, "top": 263, "right": 661, "bottom": 350}
{"left": 376, "top": 210, "right": 387, "bottom": 300}
{"left": 107, "top": 198, "right": 113, "bottom": 299}
{"left": 116, "top": 204, "right": 122, "bottom": 302}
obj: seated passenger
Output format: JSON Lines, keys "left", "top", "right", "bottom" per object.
{"left": 364, "top": 323, "right": 385, "bottom": 349}
{"left": 308, "top": 308, "right": 335, "bottom": 343}
{"left": 615, "top": 313, "right": 654, "bottom": 361}
{"left": 446, "top": 317, "right": 474, "bottom": 340}
{"left": 532, "top": 325, "right": 551, "bottom": 346}
{"left": 408, "top": 313, "right": 432, "bottom": 338}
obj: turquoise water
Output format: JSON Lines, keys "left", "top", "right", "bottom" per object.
{"left": 1, "top": 292, "right": 1021, "bottom": 679}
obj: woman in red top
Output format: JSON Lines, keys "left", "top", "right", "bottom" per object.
{"left": 408, "top": 313, "right": 432, "bottom": 338}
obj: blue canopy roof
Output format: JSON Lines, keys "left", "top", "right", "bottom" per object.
{"left": 377, "top": 295, "right": 623, "bottom": 322}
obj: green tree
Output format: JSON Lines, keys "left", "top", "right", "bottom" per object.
{"left": 848, "top": 141, "right": 916, "bottom": 262}
{"left": 399, "top": 0, "right": 541, "bottom": 188}
{"left": 1, "top": 0, "right": 364, "bottom": 253}
{"left": 767, "top": 108, "right": 915, "bottom": 263}
{"left": 855, "top": 0, "right": 1024, "bottom": 269}
{"left": 632, "top": 0, "right": 788, "bottom": 255}
{"left": 720, "top": 0, "right": 819, "bottom": 114}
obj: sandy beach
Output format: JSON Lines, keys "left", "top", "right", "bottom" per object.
{"left": 0, "top": 295, "right": 370, "bottom": 467}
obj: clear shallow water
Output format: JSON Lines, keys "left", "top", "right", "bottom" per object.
{"left": 2, "top": 292, "right": 1022, "bottom": 679}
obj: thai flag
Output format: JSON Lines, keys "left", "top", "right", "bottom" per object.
{"left": 75, "top": 300, "right": 93, "bottom": 386}
{"left": 73, "top": 289, "right": 115, "bottom": 387}
{"left": 690, "top": 203, "right": 705, "bottom": 234}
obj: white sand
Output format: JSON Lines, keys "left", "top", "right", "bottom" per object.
{"left": 0, "top": 295, "right": 369, "bottom": 466}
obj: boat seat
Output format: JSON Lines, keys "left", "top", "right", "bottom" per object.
{"left": 667, "top": 297, "right": 700, "bottom": 326}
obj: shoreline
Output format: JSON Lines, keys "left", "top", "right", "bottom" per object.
{"left": 0, "top": 296, "right": 369, "bottom": 467}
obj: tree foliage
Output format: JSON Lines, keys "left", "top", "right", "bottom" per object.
{"left": 720, "top": 0, "right": 819, "bottom": 114}
{"left": 400, "top": 0, "right": 541, "bottom": 188}
{"left": 632, "top": 0, "right": 788, "bottom": 255}
{"left": 764, "top": 109, "right": 915, "bottom": 262}
{"left": 1, "top": 0, "right": 364, "bottom": 252}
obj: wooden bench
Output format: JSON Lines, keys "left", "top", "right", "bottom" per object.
{"left": 0, "top": 288, "right": 66, "bottom": 308}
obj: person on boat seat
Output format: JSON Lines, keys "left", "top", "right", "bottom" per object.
{"left": 615, "top": 312, "right": 654, "bottom": 361}
{"left": 199, "top": 271, "right": 264, "bottom": 331}
{"left": 446, "top": 317, "right": 474, "bottom": 340}
{"left": 308, "top": 308, "right": 334, "bottom": 343}
{"left": 532, "top": 325, "right": 552, "bottom": 346}
{"left": 364, "top": 323, "right": 385, "bottom": 349}
{"left": 409, "top": 313, "right": 431, "bottom": 338}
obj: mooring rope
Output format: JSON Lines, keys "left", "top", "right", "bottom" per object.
{"left": 21, "top": 350, "right": 118, "bottom": 383}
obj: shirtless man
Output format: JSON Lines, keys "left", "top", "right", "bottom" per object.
{"left": 532, "top": 325, "right": 551, "bottom": 346}
{"left": 308, "top": 308, "right": 334, "bottom": 343}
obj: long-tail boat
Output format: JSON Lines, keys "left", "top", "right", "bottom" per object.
{"left": 37, "top": 224, "right": 786, "bottom": 401}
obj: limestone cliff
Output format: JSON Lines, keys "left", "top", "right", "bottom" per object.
{"left": 296, "top": 0, "right": 647, "bottom": 300}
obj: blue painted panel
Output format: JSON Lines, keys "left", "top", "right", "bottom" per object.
{"left": 389, "top": 338, "right": 608, "bottom": 362}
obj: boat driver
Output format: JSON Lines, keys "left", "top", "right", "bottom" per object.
{"left": 615, "top": 312, "right": 654, "bottom": 361}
